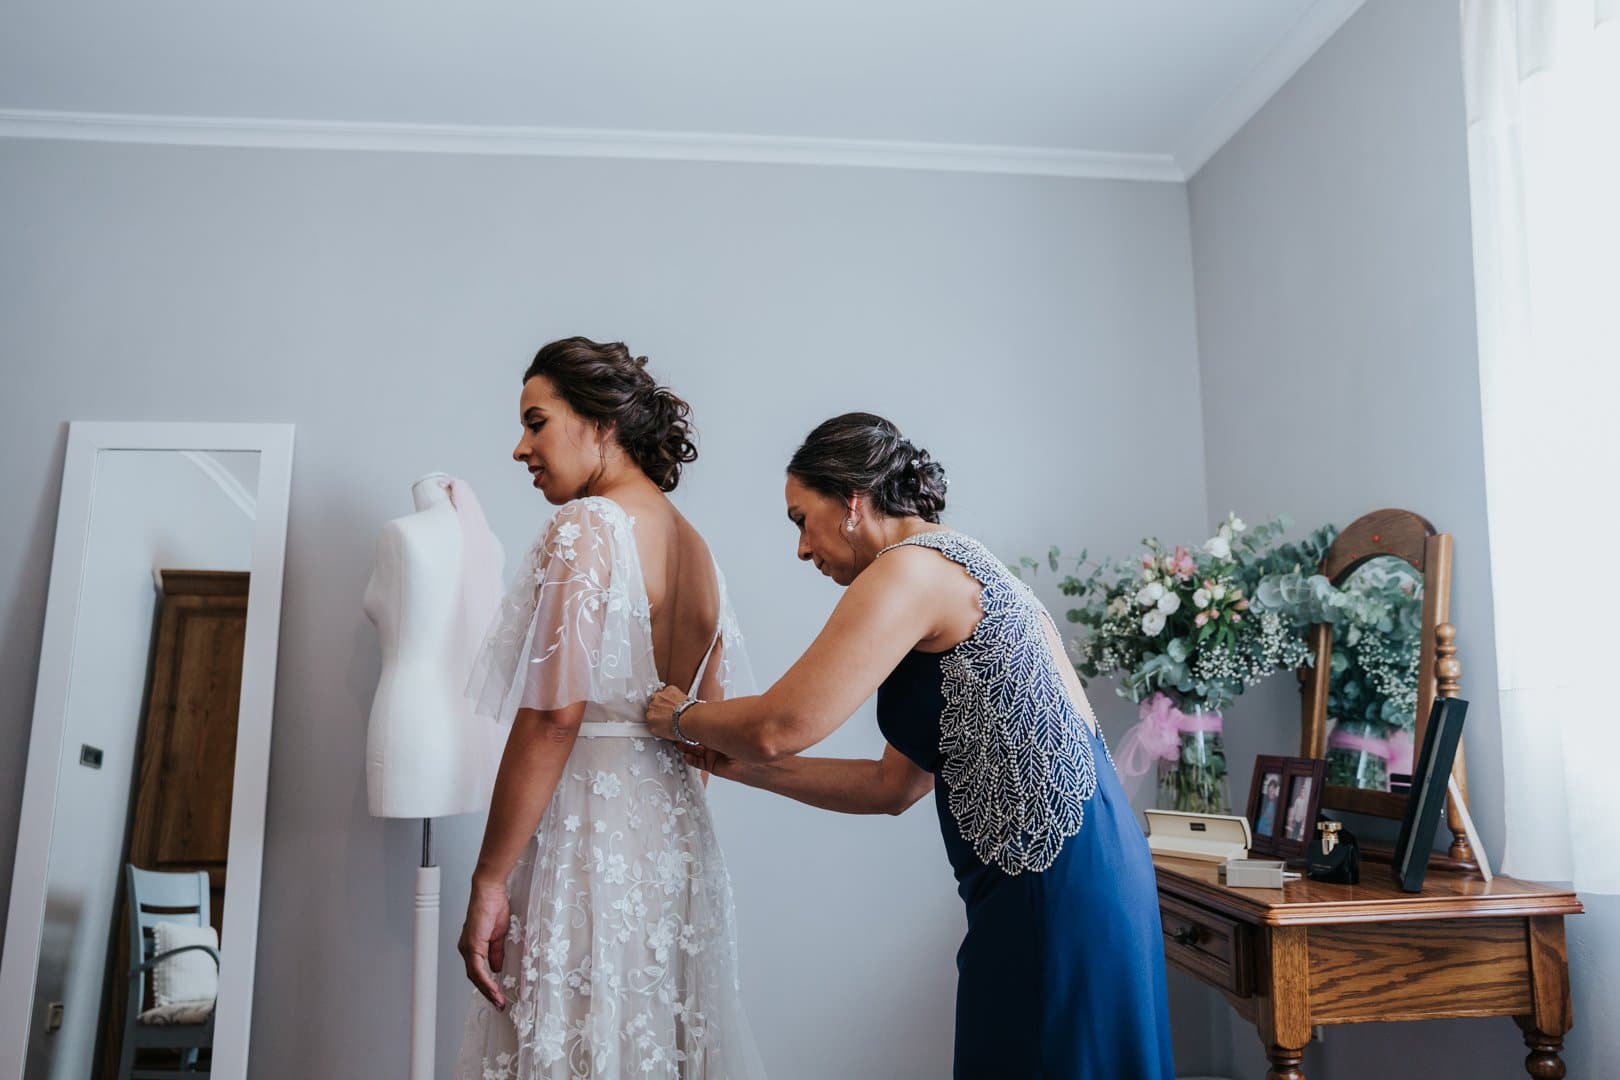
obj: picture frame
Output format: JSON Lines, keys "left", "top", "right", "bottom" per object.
{"left": 1245, "top": 755, "right": 1326, "bottom": 860}
{"left": 1391, "top": 696, "right": 1469, "bottom": 893}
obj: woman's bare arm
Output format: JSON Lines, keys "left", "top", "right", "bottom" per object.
{"left": 685, "top": 741, "right": 934, "bottom": 816}
{"left": 459, "top": 703, "right": 583, "bottom": 1009}
{"left": 649, "top": 547, "right": 951, "bottom": 761}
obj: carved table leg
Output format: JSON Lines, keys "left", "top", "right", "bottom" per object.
{"left": 1257, "top": 926, "right": 1311, "bottom": 1080}
{"left": 1264, "top": 1044, "right": 1306, "bottom": 1080}
{"left": 1517, "top": 916, "right": 1573, "bottom": 1080}
{"left": 1516, "top": 1016, "right": 1566, "bottom": 1079}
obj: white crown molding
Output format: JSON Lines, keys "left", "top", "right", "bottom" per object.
{"left": 0, "top": 108, "right": 1185, "bottom": 182}
{"left": 1174, "top": 0, "right": 1367, "bottom": 178}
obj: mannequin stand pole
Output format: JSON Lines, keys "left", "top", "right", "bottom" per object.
{"left": 411, "top": 819, "right": 439, "bottom": 1080}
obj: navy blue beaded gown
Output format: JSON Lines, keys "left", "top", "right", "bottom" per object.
{"left": 874, "top": 531, "right": 1174, "bottom": 1080}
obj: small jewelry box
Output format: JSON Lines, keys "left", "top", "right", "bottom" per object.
{"left": 1218, "top": 858, "right": 1296, "bottom": 889}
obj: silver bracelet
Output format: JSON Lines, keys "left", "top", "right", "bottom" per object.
{"left": 669, "top": 697, "right": 704, "bottom": 747}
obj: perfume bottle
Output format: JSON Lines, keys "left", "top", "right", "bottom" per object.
{"left": 1306, "top": 819, "right": 1360, "bottom": 885}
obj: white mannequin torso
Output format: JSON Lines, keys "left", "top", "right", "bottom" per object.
{"left": 363, "top": 473, "right": 506, "bottom": 818}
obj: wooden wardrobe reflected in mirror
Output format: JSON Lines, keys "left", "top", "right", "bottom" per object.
{"left": 95, "top": 570, "right": 247, "bottom": 1079}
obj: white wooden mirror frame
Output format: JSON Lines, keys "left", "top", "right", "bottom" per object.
{"left": 0, "top": 421, "right": 295, "bottom": 1080}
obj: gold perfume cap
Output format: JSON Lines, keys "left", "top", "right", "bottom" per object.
{"left": 1317, "top": 820, "right": 1341, "bottom": 834}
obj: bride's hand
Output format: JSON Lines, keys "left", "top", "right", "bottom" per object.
{"left": 645, "top": 684, "right": 687, "bottom": 740}
{"left": 458, "top": 877, "right": 511, "bottom": 1011}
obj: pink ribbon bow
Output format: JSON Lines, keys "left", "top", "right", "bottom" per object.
{"left": 1114, "top": 692, "right": 1223, "bottom": 798}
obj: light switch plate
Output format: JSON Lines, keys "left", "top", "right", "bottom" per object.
{"left": 46, "top": 1002, "right": 64, "bottom": 1032}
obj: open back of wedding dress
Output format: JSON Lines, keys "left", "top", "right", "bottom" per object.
{"left": 454, "top": 496, "right": 766, "bottom": 1079}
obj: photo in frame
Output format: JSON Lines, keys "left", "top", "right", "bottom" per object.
{"left": 1245, "top": 755, "right": 1326, "bottom": 860}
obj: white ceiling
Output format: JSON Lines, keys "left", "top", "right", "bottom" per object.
{"left": 0, "top": 1, "right": 1365, "bottom": 180}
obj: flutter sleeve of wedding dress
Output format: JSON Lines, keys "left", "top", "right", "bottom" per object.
{"left": 467, "top": 497, "right": 649, "bottom": 720}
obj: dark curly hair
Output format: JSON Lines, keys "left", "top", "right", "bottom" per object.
{"left": 524, "top": 337, "right": 697, "bottom": 492}
{"left": 786, "top": 412, "right": 947, "bottom": 523}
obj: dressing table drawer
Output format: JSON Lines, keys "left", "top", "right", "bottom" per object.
{"left": 1158, "top": 893, "right": 1252, "bottom": 997}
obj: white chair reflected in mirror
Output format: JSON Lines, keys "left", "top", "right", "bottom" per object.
{"left": 119, "top": 866, "right": 219, "bottom": 1080}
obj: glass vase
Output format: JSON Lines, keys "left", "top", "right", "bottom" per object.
{"left": 1154, "top": 707, "right": 1231, "bottom": 814}
{"left": 1324, "top": 719, "right": 1391, "bottom": 791}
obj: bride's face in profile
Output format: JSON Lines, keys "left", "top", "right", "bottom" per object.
{"left": 785, "top": 474, "right": 860, "bottom": 586}
{"left": 512, "top": 375, "right": 611, "bottom": 505}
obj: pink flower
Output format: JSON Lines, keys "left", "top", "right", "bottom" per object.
{"left": 1195, "top": 612, "right": 1210, "bottom": 627}
{"left": 1230, "top": 612, "right": 1242, "bottom": 623}
{"left": 1141, "top": 552, "right": 1157, "bottom": 570}
{"left": 1169, "top": 546, "right": 1197, "bottom": 577}
{"left": 1234, "top": 599, "right": 1250, "bottom": 610}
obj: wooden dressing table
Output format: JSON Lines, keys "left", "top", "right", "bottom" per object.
{"left": 1154, "top": 853, "right": 1584, "bottom": 1079}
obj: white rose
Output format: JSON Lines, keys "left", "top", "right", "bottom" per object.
{"left": 1193, "top": 588, "right": 1212, "bottom": 609}
{"left": 1142, "top": 610, "right": 1167, "bottom": 636}
{"left": 1135, "top": 584, "right": 1156, "bottom": 608}
{"left": 1212, "top": 584, "right": 1228, "bottom": 601}
{"left": 1141, "top": 567, "right": 1156, "bottom": 582}
{"left": 1230, "top": 516, "right": 1247, "bottom": 534}
{"left": 1205, "top": 535, "right": 1232, "bottom": 559}
{"left": 1157, "top": 592, "right": 1181, "bottom": 615}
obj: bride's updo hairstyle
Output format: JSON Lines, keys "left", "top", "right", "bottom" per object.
{"left": 786, "top": 412, "right": 948, "bottom": 523}
{"left": 524, "top": 337, "right": 697, "bottom": 492}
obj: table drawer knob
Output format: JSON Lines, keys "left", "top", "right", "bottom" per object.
{"left": 1171, "top": 925, "right": 1201, "bottom": 947}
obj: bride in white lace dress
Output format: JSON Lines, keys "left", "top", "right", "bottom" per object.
{"left": 455, "top": 338, "right": 765, "bottom": 1079}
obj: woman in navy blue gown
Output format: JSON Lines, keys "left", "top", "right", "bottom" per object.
{"left": 646, "top": 413, "right": 1175, "bottom": 1079}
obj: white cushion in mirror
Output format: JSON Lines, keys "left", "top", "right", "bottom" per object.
{"left": 151, "top": 920, "right": 219, "bottom": 1007}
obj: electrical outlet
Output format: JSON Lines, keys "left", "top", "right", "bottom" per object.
{"left": 46, "top": 1002, "right": 64, "bottom": 1032}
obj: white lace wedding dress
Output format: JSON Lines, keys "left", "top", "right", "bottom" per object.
{"left": 454, "top": 496, "right": 766, "bottom": 1079}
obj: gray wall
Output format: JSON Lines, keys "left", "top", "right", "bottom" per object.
{"left": 1188, "top": 0, "right": 1616, "bottom": 1075}
{"left": 0, "top": 140, "right": 1213, "bottom": 1077}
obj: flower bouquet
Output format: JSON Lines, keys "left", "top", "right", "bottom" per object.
{"left": 1022, "top": 514, "right": 1333, "bottom": 813}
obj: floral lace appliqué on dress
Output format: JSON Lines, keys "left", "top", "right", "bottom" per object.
{"left": 455, "top": 497, "right": 765, "bottom": 1079}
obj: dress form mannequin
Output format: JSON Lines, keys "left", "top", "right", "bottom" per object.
{"left": 363, "top": 472, "right": 505, "bottom": 817}
{"left": 362, "top": 472, "right": 505, "bottom": 1080}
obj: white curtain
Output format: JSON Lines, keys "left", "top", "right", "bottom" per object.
{"left": 1462, "top": 0, "right": 1620, "bottom": 893}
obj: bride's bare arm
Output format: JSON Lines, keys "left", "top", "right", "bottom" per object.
{"left": 472, "top": 704, "right": 586, "bottom": 886}
{"left": 685, "top": 741, "right": 933, "bottom": 816}
{"left": 459, "top": 702, "right": 584, "bottom": 1009}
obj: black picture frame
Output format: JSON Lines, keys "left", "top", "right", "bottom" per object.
{"left": 1246, "top": 755, "right": 1326, "bottom": 860}
{"left": 1391, "top": 696, "right": 1469, "bottom": 893}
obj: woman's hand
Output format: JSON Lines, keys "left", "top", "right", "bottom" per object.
{"left": 645, "top": 684, "right": 687, "bottom": 741}
{"left": 458, "top": 877, "right": 512, "bottom": 1011}
{"left": 679, "top": 743, "right": 751, "bottom": 783}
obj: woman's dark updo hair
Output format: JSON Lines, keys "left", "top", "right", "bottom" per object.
{"left": 524, "top": 337, "right": 697, "bottom": 492}
{"left": 787, "top": 412, "right": 948, "bottom": 523}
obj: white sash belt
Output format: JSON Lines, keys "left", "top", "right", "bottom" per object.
{"left": 577, "top": 722, "right": 655, "bottom": 738}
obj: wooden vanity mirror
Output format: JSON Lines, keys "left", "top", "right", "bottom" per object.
{"left": 1298, "top": 508, "right": 1475, "bottom": 866}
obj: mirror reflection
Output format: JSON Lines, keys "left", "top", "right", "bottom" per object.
{"left": 1322, "top": 556, "right": 1424, "bottom": 792}
{"left": 27, "top": 449, "right": 259, "bottom": 1080}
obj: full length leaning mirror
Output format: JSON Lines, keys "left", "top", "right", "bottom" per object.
{"left": 0, "top": 422, "right": 294, "bottom": 1080}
